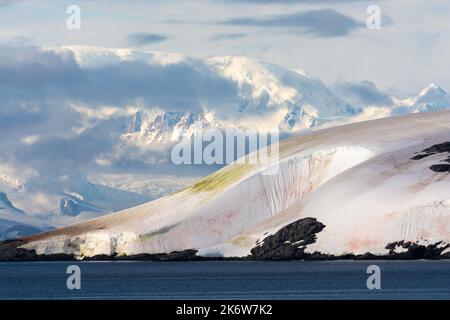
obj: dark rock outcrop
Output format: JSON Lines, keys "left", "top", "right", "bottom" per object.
{"left": 384, "top": 240, "right": 450, "bottom": 260}
{"left": 249, "top": 217, "right": 325, "bottom": 260}
{"left": 0, "top": 241, "right": 209, "bottom": 262}
{"left": 0, "top": 240, "right": 75, "bottom": 261}
{"left": 0, "top": 246, "right": 38, "bottom": 261}
{"left": 115, "top": 249, "right": 203, "bottom": 262}
{"left": 430, "top": 164, "right": 450, "bottom": 173}
{"left": 411, "top": 142, "right": 450, "bottom": 172}
{"left": 420, "top": 142, "right": 450, "bottom": 154}
{"left": 411, "top": 153, "right": 433, "bottom": 160}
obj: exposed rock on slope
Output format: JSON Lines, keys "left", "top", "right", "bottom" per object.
{"left": 250, "top": 217, "right": 325, "bottom": 260}
{"left": 411, "top": 142, "right": 450, "bottom": 173}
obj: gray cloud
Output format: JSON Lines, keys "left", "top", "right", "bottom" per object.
{"left": 15, "top": 119, "right": 120, "bottom": 175}
{"left": 225, "top": 0, "right": 372, "bottom": 3}
{"left": 221, "top": 9, "right": 363, "bottom": 37}
{"left": 334, "top": 80, "right": 394, "bottom": 107}
{"left": 0, "top": 0, "right": 19, "bottom": 7}
{"left": 0, "top": 45, "right": 237, "bottom": 114}
{"left": 126, "top": 33, "right": 169, "bottom": 46}
{"left": 0, "top": 45, "right": 238, "bottom": 175}
{"left": 209, "top": 33, "right": 247, "bottom": 41}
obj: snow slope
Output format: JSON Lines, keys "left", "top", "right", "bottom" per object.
{"left": 20, "top": 110, "right": 450, "bottom": 258}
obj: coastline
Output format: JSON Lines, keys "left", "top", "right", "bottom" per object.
{"left": 1, "top": 242, "right": 449, "bottom": 262}
{"left": 1, "top": 217, "right": 449, "bottom": 262}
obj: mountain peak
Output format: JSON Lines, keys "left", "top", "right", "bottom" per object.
{"left": 0, "top": 192, "right": 13, "bottom": 208}
{"left": 0, "top": 191, "right": 24, "bottom": 214}
{"left": 419, "top": 83, "right": 446, "bottom": 97}
{"left": 394, "top": 83, "right": 449, "bottom": 113}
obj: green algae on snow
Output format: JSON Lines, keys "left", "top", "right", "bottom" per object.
{"left": 189, "top": 163, "right": 256, "bottom": 194}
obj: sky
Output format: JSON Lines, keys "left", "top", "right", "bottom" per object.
{"left": 0, "top": 0, "right": 449, "bottom": 96}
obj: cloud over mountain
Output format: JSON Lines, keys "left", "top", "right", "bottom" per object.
{"left": 0, "top": 45, "right": 237, "bottom": 114}
{"left": 126, "top": 33, "right": 169, "bottom": 46}
{"left": 334, "top": 80, "right": 394, "bottom": 107}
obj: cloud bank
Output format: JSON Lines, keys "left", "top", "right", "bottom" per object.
{"left": 0, "top": 45, "right": 238, "bottom": 176}
{"left": 0, "top": 45, "right": 237, "bottom": 114}
{"left": 334, "top": 80, "right": 393, "bottom": 107}
{"left": 222, "top": 9, "right": 363, "bottom": 37}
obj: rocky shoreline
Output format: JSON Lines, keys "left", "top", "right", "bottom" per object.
{"left": 1, "top": 217, "right": 449, "bottom": 262}
{"left": 1, "top": 243, "right": 449, "bottom": 262}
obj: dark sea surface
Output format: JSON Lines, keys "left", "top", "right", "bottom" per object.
{"left": 0, "top": 260, "right": 449, "bottom": 300}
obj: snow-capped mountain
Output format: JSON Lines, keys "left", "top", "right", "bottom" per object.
{"left": 329, "top": 82, "right": 450, "bottom": 126}
{"left": 205, "top": 56, "right": 357, "bottom": 130}
{"left": 14, "top": 110, "right": 450, "bottom": 259}
{"left": 58, "top": 46, "right": 359, "bottom": 141}
{"left": 37, "top": 46, "right": 450, "bottom": 150}
{"left": 57, "top": 46, "right": 449, "bottom": 144}
{"left": 0, "top": 170, "right": 151, "bottom": 220}
{"left": 393, "top": 83, "right": 450, "bottom": 115}
{"left": 121, "top": 109, "right": 213, "bottom": 146}
{"left": 0, "top": 192, "right": 52, "bottom": 240}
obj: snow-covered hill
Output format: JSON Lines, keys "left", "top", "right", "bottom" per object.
{"left": 16, "top": 110, "right": 450, "bottom": 259}
{"left": 2, "top": 46, "right": 450, "bottom": 241}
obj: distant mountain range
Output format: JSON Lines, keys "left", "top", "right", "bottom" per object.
{"left": 59, "top": 46, "right": 450, "bottom": 144}
{"left": 392, "top": 83, "right": 450, "bottom": 114}
{"left": 0, "top": 191, "right": 52, "bottom": 239}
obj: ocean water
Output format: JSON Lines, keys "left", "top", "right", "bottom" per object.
{"left": 0, "top": 260, "right": 449, "bottom": 300}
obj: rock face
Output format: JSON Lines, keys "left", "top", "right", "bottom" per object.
{"left": 250, "top": 218, "right": 325, "bottom": 260}
{"left": 430, "top": 164, "right": 450, "bottom": 172}
{"left": 114, "top": 250, "right": 204, "bottom": 262}
{"left": 0, "top": 240, "right": 73, "bottom": 261}
{"left": 418, "top": 141, "right": 450, "bottom": 154}
{"left": 248, "top": 218, "right": 450, "bottom": 261}
{"left": 411, "top": 141, "right": 450, "bottom": 172}
{"left": 385, "top": 241, "right": 450, "bottom": 260}
{"left": 0, "top": 239, "right": 206, "bottom": 261}
{"left": 1, "top": 237, "right": 449, "bottom": 261}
